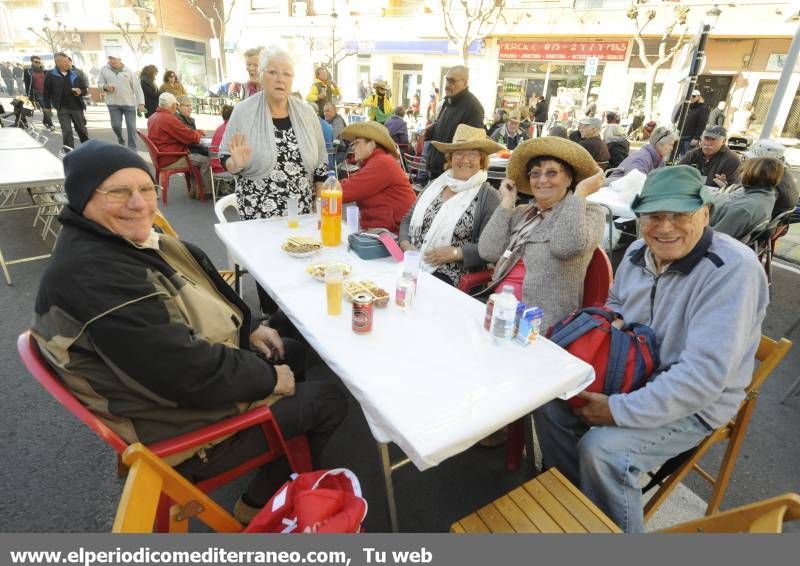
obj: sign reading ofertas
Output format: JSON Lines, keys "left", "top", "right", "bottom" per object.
{"left": 499, "top": 40, "right": 630, "bottom": 62}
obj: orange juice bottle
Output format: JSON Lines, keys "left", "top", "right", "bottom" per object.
{"left": 320, "top": 172, "right": 342, "bottom": 246}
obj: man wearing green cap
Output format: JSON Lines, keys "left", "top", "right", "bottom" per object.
{"left": 534, "top": 165, "right": 768, "bottom": 533}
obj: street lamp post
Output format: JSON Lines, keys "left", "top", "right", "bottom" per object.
{"left": 331, "top": 10, "right": 338, "bottom": 82}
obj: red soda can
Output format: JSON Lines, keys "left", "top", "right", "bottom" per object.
{"left": 352, "top": 293, "right": 373, "bottom": 334}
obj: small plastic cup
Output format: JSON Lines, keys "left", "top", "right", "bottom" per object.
{"left": 325, "top": 266, "right": 343, "bottom": 316}
{"left": 346, "top": 205, "right": 360, "bottom": 235}
{"left": 287, "top": 196, "right": 299, "bottom": 228}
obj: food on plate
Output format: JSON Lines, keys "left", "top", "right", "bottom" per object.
{"left": 306, "top": 261, "right": 352, "bottom": 280}
{"left": 495, "top": 149, "right": 512, "bottom": 159}
{"left": 343, "top": 279, "right": 389, "bottom": 307}
{"left": 282, "top": 236, "right": 322, "bottom": 255}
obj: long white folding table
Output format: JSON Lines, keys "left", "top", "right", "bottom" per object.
{"left": 0, "top": 136, "right": 65, "bottom": 284}
{"left": 215, "top": 215, "right": 595, "bottom": 531}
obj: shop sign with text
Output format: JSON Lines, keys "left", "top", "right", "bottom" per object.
{"left": 499, "top": 40, "right": 630, "bottom": 62}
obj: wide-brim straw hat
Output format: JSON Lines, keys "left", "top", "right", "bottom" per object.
{"left": 373, "top": 79, "right": 388, "bottom": 90}
{"left": 507, "top": 137, "right": 598, "bottom": 195}
{"left": 431, "top": 124, "right": 505, "bottom": 155}
{"left": 341, "top": 121, "right": 399, "bottom": 158}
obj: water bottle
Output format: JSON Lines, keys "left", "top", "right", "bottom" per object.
{"left": 320, "top": 171, "right": 342, "bottom": 246}
{"left": 490, "top": 285, "right": 518, "bottom": 344}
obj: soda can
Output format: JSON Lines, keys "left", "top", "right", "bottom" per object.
{"left": 352, "top": 293, "right": 373, "bottom": 333}
{"left": 395, "top": 277, "right": 415, "bottom": 309}
{"left": 484, "top": 294, "right": 497, "bottom": 331}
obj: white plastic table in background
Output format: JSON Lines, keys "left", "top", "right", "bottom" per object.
{"left": 215, "top": 215, "right": 595, "bottom": 531}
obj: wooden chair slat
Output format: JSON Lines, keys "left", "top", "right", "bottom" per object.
{"left": 458, "top": 512, "right": 491, "bottom": 533}
{"left": 475, "top": 502, "right": 515, "bottom": 533}
{"left": 506, "top": 485, "right": 564, "bottom": 533}
{"left": 492, "top": 494, "right": 541, "bottom": 533}
{"left": 539, "top": 469, "right": 619, "bottom": 533}
{"left": 523, "top": 476, "right": 588, "bottom": 533}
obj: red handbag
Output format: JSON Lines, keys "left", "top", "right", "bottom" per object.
{"left": 244, "top": 468, "right": 367, "bottom": 533}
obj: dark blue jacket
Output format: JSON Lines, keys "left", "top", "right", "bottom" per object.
{"left": 43, "top": 67, "right": 87, "bottom": 111}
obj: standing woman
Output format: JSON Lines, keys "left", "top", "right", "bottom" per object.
{"left": 140, "top": 65, "right": 159, "bottom": 118}
{"left": 219, "top": 46, "right": 328, "bottom": 312}
{"left": 159, "top": 70, "right": 186, "bottom": 97}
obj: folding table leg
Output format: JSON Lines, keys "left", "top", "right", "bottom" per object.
{"left": 0, "top": 248, "right": 12, "bottom": 285}
{"left": 377, "top": 442, "right": 400, "bottom": 533}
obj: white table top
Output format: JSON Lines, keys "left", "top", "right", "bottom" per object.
{"left": 0, "top": 128, "right": 44, "bottom": 150}
{"left": 588, "top": 187, "right": 636, "bottom": 219}
{"left": 0, "top": 146, "right": 65, "bottom": 191}
{"left": 489, "top": 155, "right": 509, "bottom": 170}
{"left": 216, "top": 215, "right": 595, "bottom": 470}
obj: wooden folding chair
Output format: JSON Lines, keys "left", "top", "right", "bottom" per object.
{"left": 643, "top": 335, "right": 793, "bottom": 521}
{"left": 113, "top": 443, "right": 243, "bottom": 533}
{"left": 451, "top": 467, "right": 800, "bottom": 533}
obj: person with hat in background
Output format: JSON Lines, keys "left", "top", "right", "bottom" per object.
{"left": 147, "top": 92, "right": 210, "bottom": 198}
{"left": 576, "top": 116, "right": 610, "bottom": 166}
{"left": 744, "top": 139, "right": 798, "bottom": 218}
{"left": 490, "top": 107, "right": 529, "bottom": 150}
{"left": 339, "top": 121, "right": 416, "bottom": 234}
{"left": 533, "top": 164, "right": 768, "bottom": 533}
{"left": 306, "top": 67, "right": 340, "bottom": 117}
{"left": 679, "top": 125, "right": 741, "bottom": 188}
{"left": 677, "top": 89, "right": 710, "bottom": 157}
{"left": 363, "top": 79, "right": 393, "bottom": 123}
{"left": 398, "top": 124, "right": 502, "bottom": 288}
{"left": 31, "top": 140, "right": 347, "bottom": 526}
{"left": 424, "top": 65, "right": 485, "bottom": 181}
{"left": 479, "top": 137, "right": 605, "bottom": 330}
{"left": 97, "top": 54, "right": 145, "bottom": 151}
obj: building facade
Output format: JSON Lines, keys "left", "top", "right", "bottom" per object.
{"left": 224, "top": 0, "right": 800, "bottom": 137}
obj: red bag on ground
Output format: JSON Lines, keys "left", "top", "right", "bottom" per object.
{"left": 244, "top": 469, "right": 367, "bottom": 533}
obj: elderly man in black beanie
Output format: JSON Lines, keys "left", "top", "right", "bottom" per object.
{"left": 32, "top": 140, "right": 347, "bottom": 525}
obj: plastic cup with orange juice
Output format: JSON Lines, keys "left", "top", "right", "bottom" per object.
{"left": 287, "top": 196, "right": 299, "bottom": 229}
{"left": 325, "top": 265, "right": 343, "bottom": 315}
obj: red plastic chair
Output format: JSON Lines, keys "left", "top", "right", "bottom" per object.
{"left": 17, "top": 331, "right": 311, "bottom": 530}
{"left": 137, "top": 130, "right": 205, "bottom": 205}
{"left": 460, "top": 248, "right": 613, "bottom": 470}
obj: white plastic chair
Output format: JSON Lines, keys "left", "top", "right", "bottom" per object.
{"left": 214, "top": 194, "right": 245, "bottom": 294}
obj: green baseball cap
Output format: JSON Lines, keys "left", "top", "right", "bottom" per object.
{"left": 631, "top": 165, "right": 713, "bottom": 214}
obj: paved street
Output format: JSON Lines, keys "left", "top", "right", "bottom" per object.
{"left": 1, "top": 101, "right": 798, "bottom": 533}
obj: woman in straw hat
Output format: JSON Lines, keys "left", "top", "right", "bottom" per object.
{"left": 339, "top": 121, "right": 416, "bottom": 233}
{"left": 398, "top": 124, "right": 503, "bottom": 287}
{"left": 363, "top": 79, "right": 393, "bottom": 123}
{"left": 478, "top": 137, "right": 606, "bottom": 329}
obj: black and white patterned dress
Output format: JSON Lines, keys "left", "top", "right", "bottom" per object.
{"left": 413, "top": 192, "right": 479, "bottom": 286}
{"left": 236, "top": 116, "right": 328, "bottom": 220}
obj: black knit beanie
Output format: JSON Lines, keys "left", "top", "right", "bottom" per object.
{"left": 63, "top": 140, "right": 154, "bottom": 213}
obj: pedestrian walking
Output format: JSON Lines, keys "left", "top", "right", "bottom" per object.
{"left": 97, "top": 54, "right": 145, "bottom": 150}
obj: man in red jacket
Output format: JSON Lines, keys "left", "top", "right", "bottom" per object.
{"left": 339, "top": 121, "right": 416, "bottom": 234}
{"left": 147, "top": 92, "right": 210, "bottom": 197}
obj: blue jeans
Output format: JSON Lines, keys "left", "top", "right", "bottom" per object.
{"left": 533, "top": 399, "right": 710, "bottom": 533}
{"left": 108, "top": 104, "right": 137, "bottom": 149}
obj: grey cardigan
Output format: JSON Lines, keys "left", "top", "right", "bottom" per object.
{"left": 398, "top": 182, "right": 500, "bottom": 271}
{"left": 478, "top": 192, "right": 605, "bottom": 329}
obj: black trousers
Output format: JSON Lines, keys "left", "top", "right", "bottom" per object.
{"left": 57, "top": 108, "right": 89, "bottom": 149}
{"left": 175, "top": 338, "right": 347, "bottom": 505}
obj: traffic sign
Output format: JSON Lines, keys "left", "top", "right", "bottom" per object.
{"left": 584, "top": 56, "right": 599, "bottom": 76}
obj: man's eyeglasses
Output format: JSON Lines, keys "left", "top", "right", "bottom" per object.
{"left": 96, "top": 185, "right": 161, "bottom": 203}
{"left": 445, "top": 77, "right": 465, "bottom": 85}
{"left": 265, "top": 69, "right": 294, "bottom": 80}
{"left": 639, "top": 209, "right": 701, "bottom": 226}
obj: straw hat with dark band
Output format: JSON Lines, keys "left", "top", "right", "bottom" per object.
{"left": 430, "top": 124, "right": 505, "bottom": 155}
{"left": 341, "top": 121, "right": 399, "bottom": 158}
{"left": 507, "top": 136, "right": 598, "bottom": 195}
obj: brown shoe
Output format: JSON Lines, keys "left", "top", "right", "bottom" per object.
{"left": 233, "top": 496, "right": 262, "bottom": 525}
{"left": 478, "top": 429, "right": 508, "bottom": 448}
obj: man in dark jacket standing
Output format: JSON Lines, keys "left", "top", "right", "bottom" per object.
{"left": 43, "top": 52, "right": 89, "bottom": 149}
{"left": 679, "top": 125, "right": 741, "bottom": 188}
{"left": 533, "top": 94, "right": 548, "bottom": 136}
{"left": 425, "top": 65, "right": 485, "bottom": 180}
{"left": 24, "top": 55, "right": 55, "bottom": 130}
{"left": 678, "top": 90, "right": 709, "bottom": 157}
